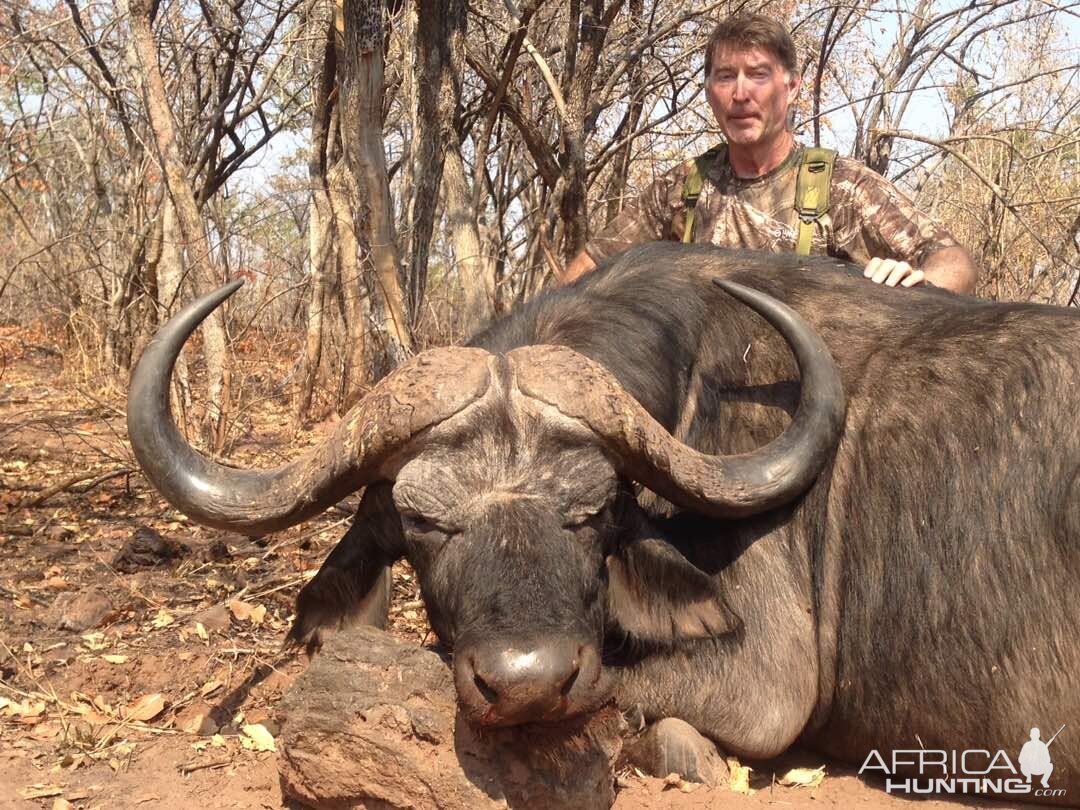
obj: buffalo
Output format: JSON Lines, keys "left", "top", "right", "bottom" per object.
{"left": 128, "top": 244, "right": 1080, "bottom": 803}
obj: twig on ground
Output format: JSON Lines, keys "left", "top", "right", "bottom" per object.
{"left": 13, "top": 467, "right": 130, "bottom": 511}
{"left": 178, "top": 755, "right": 233, "bottom": 774}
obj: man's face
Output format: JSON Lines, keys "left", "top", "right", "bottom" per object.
{"left": 706, "top": 44, "right": 799, "bottom": 148}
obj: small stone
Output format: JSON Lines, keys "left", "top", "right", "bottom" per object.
{"left": 45, "top": 525, "right": 75, "bottom": 543}
{"left": 47, "top": 588, "right": 114, "bottom": 632}
{"left": 175, "top": 702, "right": 219, "bottom": 736}
{"left": 622, "top": 717, "right": 728, "bottom": 786}
{"left": 111, "top": 526, "right": 189, "bottom": 573}
{"left": 199, "top": 540, "right": 231, "bottom": 563}
{"left": 244, "top": 708, "right": 280, "bottom": 737}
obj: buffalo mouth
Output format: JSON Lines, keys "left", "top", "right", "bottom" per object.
{"left": 452, "top": 636, "right": 612, "bottom": 729}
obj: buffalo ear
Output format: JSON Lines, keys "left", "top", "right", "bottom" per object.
{"left": 606, "top": 537, "right": 741, "bottom": 643}
{"left": 286, "top": 484, "right": 403, "bottom": 654}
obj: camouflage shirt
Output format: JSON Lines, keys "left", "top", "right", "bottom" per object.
{"left": 583, "top": 144, "right": 958, "bottom": 266}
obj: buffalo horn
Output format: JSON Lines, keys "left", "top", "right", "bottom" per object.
{"left": 127, "top": 281, "right": 493, "bottom": 535}
{"left": 507, "top": 278, "right": 845, "bottom": 518}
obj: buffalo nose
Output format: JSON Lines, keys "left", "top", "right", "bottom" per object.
{"left": 456, "top": 639, "right": 595, "bottom": 726}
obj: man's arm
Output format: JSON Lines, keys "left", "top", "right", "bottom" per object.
{"left": 562, "top": 251, "right": 598, "bottom": 285}
{"left": 919, "top": 245, "right": 979, "bottom": 293}
{"left": 863, "top": 245, "right": 979, "bottom": 294}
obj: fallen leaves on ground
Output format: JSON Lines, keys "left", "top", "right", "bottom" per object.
{"left": 123, "top": 693, "right": 165, "bottom": 722}
{"left": 227, "top": 598, "right": 266, "bottom": 625}
{"left": 19, "top": 784, "right": 64, "bottom": 800}
{"left": 727, "top": 756, "right": 755, "bottom": 795}
{"left": 240, "top": 723, "right": 276, "bottom": 752}
{"left": 661, "top": 772, "right": 700, "bottom": 793}
{"left": 779, "top": 764, "right": 827, "bottom": 788}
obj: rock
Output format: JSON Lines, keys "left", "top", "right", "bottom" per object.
{"left": 39, "top": 544, "right": 77, "bottom": 562}
{"left": 44, "top": 525, "right": 74, "bottom": 543}
{"left": 47, "top": 587, "right": 114, "bottom": 632}
{"left": 199, "top": 539, "right": 231, "bottom": 563}
{"left": 622, "top": 717, "right": 729, "bottom": 786}
{"left": 244, "top": 708, "right": 280, "bottom": 737}
{"left": 175, "top": 701, "right": 219, "bottom": 736}
{"left": 111, "top": 526, "right": 189, "bottom": 573}
{"left": 277, "top": 626, "right": 622, "bottom": 810}
{"left": 191, "top": 603, "right": 231, "bottom": 633}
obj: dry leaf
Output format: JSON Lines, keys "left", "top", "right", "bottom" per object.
{"left": 660, "top": 772, "right": 698, "bottom": 793}
{"left": 124, "top": 693, "right": 166, "bottom": 722}
{"left": 151, "top": 609, "right": 174, "bottom": 628}
{"left": 778, "top": 765, "right": 826, "bottom": 788}
{"left": 81, "top": 632, "right": 107, "bottom": 651}
{"left": 5, "top": 699, "right": 46, "bottom": 719}
{"left": 195, "top": 622, "right": 209, "bottom": 641}
{"left": 30, "top": 721, "right": 64, "bottom": 740}
{"left": 240, "top": 723, "right": 276, "bottom": 752}
{"left": 227, "top": 599, "right": 266, "bottom": 625}
{"left": 210, "top": 734, "right": 226, "bottom": 748}
{"left": 19, "top": 785, "right": 64, "bottom": 800}
{"left": 79, "top": 710, "right": 113, "bottom": 727}
{"left": 726, "top": 756, "right": 755, "bottom": 795}
{"left": 102, "top": 654, "right": 128, "bottom": 664}
{"left": 199, "top": 679, "right": 222, "bottom": 697}
{"left": 52, "top": 798, "right": 75, "bottom": 810}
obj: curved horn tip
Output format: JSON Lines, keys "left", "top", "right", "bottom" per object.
{"left": 712, "top": 277, "right": 754, "bottom": 298}
{"left": 213, "top": 277, "right": 245, "bottom": 302}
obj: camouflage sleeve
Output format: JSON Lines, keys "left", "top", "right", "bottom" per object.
{"left": 829, "top": 159, "right": 959, "bottom": 267}
{"left": 582, "top": 162, "right": 689, "bottom": 264}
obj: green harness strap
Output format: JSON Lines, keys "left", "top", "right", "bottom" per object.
{"left": 793, "top": 146, "right": 836, "bottom": 256}
{"left": 681, "top": 144, "right": 725, "bottom": 244}
{"left": 681, "top": 144, "right": 837, "bottom": 256}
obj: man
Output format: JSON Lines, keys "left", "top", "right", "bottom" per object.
{"left": 562, "top": 14, "right": 978, "bottom": 293}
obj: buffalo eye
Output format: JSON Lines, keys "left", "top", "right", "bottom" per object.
{"left": 399, "top": 510, "right": 458, "bottom": 538}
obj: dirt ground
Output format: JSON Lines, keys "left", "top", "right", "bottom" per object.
{"left": 0, "top": 331, "right": 1047, "bottom": 810}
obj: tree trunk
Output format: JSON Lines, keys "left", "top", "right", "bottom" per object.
{"left": 126, "top": 0, "right": 230, "bottom": 451}
{"left": 157, "top": 196, "right": 194, "bottom": 429}
{"left": 604, "top": 0, "right": 643, "bottom": 224}
{"left": 327, "top": 159, "right": 370, "bottom": 405}
{"left": 298, "top": 13, "right": 339, "bottom": 424}
{"left": 559, "top": 0, "right": 621, "bottom": 261}
{"left": 404, "top": 0, "right": 465, "bottom": 327}
{"left": 443, "top": 145, "right": 494, "bottom": 332}
{"left": 338, "top": 0, "right": 412, "bottom": 368}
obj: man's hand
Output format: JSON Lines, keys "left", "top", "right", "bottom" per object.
{"left": 864, "top": 257, "right": 925, "bottom": 288}
{"left": 562, "top": 251, "right": 597, "bottom": 285}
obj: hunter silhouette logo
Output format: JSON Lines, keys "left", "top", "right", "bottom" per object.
{"left": 859, "top": 724, "right": 1067, "bottom": 798}
{"left": 1019, "top": 725, "right": 1064, "bottom": 789}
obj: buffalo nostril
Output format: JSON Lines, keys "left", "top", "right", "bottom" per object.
{"left": 559, "top": 664, "right": 581, "bottom": 697}
{"left": 473, "top": 672, "right": 499, "bottom": 704}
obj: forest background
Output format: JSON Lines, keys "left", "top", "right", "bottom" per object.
{"left": 2, "top": 0, "right": 1079, "bottom": 452}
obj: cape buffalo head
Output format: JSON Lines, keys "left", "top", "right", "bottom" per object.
{"left": 127, "top": 279, "right": 843, "bottom": 728}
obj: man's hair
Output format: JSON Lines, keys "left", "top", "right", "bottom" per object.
{"left": 704, "top": 14, "right": 798, "bottom": 78}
